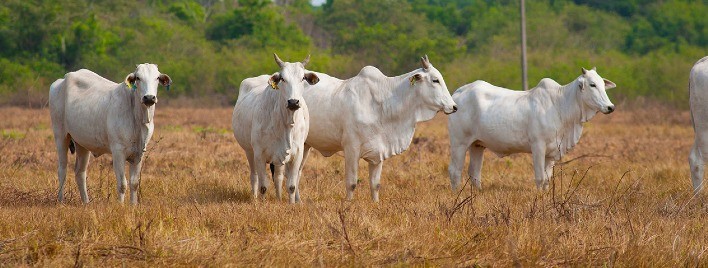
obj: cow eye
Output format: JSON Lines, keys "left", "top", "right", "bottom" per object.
{"left": 590, "top": 83, "right": 596, "bottom": 88}
{"left": 135, "top": 77, "right": 140, "bottom": 81}
{"left": 432, "top": 79, "right": 440, "bottom": 83}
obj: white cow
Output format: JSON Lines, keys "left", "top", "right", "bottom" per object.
{"left": 232, "top": 54, "right": 319, "bottom": 203}
{"left": 49, "top": 64, "right": 172, "bottom": 204}
{"left": 300, "top": 56, "right": 457, "bottom": 202}
{"left": 448, "top": 68, "right": 615, "bottom": 190}
{"left": 689, "top": 56, "right": 708, "bottom": 193}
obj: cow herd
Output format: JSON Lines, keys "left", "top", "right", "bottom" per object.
{"left": 47, "top": 55, "right": 708, "bottom": 205}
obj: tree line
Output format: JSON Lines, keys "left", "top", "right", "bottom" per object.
{"left": 1, "top": 0, "right": 706, "bottom": 107}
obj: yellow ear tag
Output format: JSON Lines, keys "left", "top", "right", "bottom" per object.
{"left": 409, "top": 76, "right": 416, "bottom": 86}
{"left": 270, "top": 80, "right": 279, "bottom": 90}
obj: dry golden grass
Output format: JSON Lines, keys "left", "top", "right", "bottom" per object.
{"left": 0, "top": 106, "right": 707, "bottom": 266}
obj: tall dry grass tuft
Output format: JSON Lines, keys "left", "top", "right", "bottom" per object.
{"left": 0, "top": 106, "right": 706, "bottom": 266}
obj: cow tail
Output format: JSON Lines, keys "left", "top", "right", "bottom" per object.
{"left": 69, "top": 139, "right": 75, "bottom": 154}
{"left": 270, "top": 163, "right": 275, "bottom": 179}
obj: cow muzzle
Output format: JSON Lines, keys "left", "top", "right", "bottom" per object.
{"left": 444, "top": 105, "right": 458, "bottom": 115}
{"left": 602, "top": 105, "right": 615, "bottom": 114}
{"left": 287, "top": 99, "right": 300, "bottom": 111}
{"left": 142, "top": 95, "right": 157, "bottom": 106}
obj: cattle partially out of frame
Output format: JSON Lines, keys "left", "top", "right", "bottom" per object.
{"left": 689, "top": 56, "right": 708, "bottom": 193}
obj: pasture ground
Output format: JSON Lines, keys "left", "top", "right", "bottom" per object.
{"left": 0, "top": 106, "right": 706, "bottom": 266}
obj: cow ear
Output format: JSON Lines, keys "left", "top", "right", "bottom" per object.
{"left": 409, "top": 73, "right": 423, "bottom": 86}
{"left": 603, "top": 79, "right": 616, "bottom": 89}
{"left": 125, "top": 73, "right": 136, "bottom": 90}
{"left": 158, "top": 74, "right": 172, "bottom": 87}
{"left": 269, "top": 73, "right": 281, "bottom": 90}
{"left": 304, "top": 72, "right": 319, "bottom": 85}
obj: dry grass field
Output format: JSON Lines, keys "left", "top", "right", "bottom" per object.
{"left": 0, "top": 105, "right": 707, "bottom": 266}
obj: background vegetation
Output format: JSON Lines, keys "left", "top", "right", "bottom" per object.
{"left": 0, "top": 0, "right": 706, "bottom": 107}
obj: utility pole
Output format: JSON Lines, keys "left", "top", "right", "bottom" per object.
{"left": 520, "top": 0, "right": 528, "bottom": 90}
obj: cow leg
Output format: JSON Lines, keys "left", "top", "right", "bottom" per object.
{"left": 291, "top": 144, "right": 310, "bottom": 203}
{"left": 286, "top": 150, "right": 305, "bottom": 204}
{"left": 128, "top": 159, "right": 144, "bottom": 205}
{"left": 299, "top": 144, "right": 311, "bottom": 174}
{"left": 273, "top": 164, "right": 285, "bottom": 200}
{"left": 244, "top": 151, "right": 259, "bottom": 200}
{"left": 531, "top": 145, "right": 547, "bottom": 190}
{"left": 689, "top": 142, "right": 705, "bottom": 193}
{"left": 468, "top": 145, "right": 484, "bottom": 190}
{"left": 252, "top": 153, "right": 269, "bottom": 201}
{"left": 368, "top": 161, "right": 383, "bottom": 202}
{"left": 295, "top": 183, "right": 301, "bottom": 203}
{"left": 344, "top": 149, "right": 360, "bottom": 200}
{"left": 55, "top": 135, "right": 70, "bottom": 202}
{"left": 543, "top": 157, "right": 555, "bottom": 191}
{"left": 111, "top": 152, "right": 128, "bottom": 203}
{"left": 74, "top": 144, "right": 91, "bottom": 204}
{"left": 448, "top": 142, "right": 468, "bottom": 191}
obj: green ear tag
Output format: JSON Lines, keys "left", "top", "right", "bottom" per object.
{"left": 166, "top": 85, "right": 171, "bottom": 91}
{"left": 131, "top": 83, "right": 137, "bottom": 91}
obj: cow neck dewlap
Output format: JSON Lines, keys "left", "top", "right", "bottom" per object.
{"left": 131, "top": 89, "right": 155, "bottom": 124}
{"left": 381, "top": 69, "right": 437, "bottom": 123}
{"left": 552, "top": 78, "right": 586, "bottom": 158}
{"left": 128, "top": 85, "right": 154, "bottom": 156}
{"left": 265, "top": 93, "right": 295, "bottom": 161}
{"left": 373, "top": 71, "right": 426, "bottom": 160}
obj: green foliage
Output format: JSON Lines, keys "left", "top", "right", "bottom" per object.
{"left": 572, "top": 0, "right": 648, "bottom": 17}
{"left": 320, "top": 0, "right": 462, "bottom": 73}
{"left": 0, "top": 0, "right": 705, "bottom": 108}
{"left": 169, "top": 1, "right": 205, "bottom": 24}
{"left": 60, "top": 15, "right": 122, "bottom": 69}
{"left": 624, "top": 1, "right": 708, "bottom": 54}
{"left": 207, "top": 0, "right": 310, "bottom": 49}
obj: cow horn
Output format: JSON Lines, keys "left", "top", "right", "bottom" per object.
{"left": 301, "top": 54, "right": 311, "bottom": 66}
{"left": 592, "top": 66, "right": 597, "bottom": 71}
{"left": 421, "top": 55, "right": 430, "bottom": 70}
{"left": 274, "top": 53, "right": 285, "bottom": 68}
{"left": 581, "top": 67, "right": 588, "bottom": 75}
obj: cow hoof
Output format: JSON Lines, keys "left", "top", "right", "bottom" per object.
{"left": 472, "top": 179, "right": 482, "bottom": 190}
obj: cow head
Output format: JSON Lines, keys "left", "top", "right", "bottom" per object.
{"left": 269, "top": 54, "right": 319, "bottom": 113}
{"left": 409, "top": 55, "right": 457, "bottom": 115}
{"left": 125, "top": 63, "right": 172, "bottom": 108}
{"left": 578, "top": 67, "right": 616, "bottom": 115}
